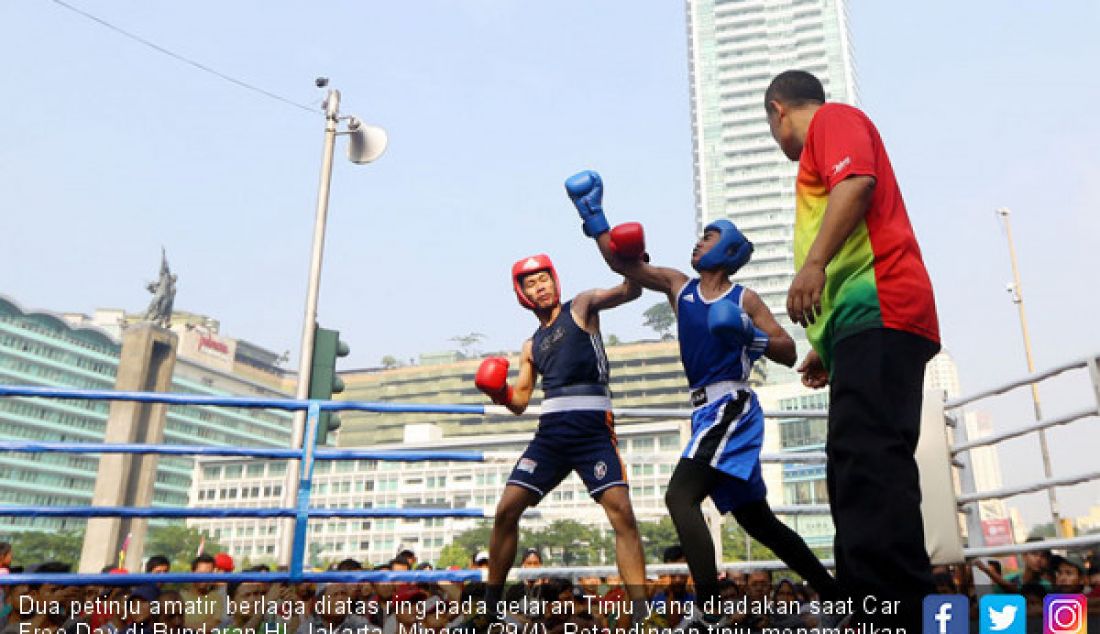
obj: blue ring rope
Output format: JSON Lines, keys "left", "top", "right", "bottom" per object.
{"left": 0, "top": 384, "right": 504, "bottom": 578}
{"left": 0, "top": 569, "right": 485, "bottom": 586}
{"left": 0, "top": 384, "right": 487, "bottom": 414}
{"left": 0, "top": 440, "right": 487, "bottom": 462}
{"left": 0, "top": 506, "right": 486, "bottom": 519}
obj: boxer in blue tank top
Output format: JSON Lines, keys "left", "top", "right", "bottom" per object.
{"left": 473, "top": 253, "right": 650, "bottom": 623}
{"left": 566, "top": 170, "right": 839, "bottom": 628}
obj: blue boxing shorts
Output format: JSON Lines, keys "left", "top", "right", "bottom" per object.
{"left": 507, "top": 409, "right": 627, "bottom": 501}
{"left": 683, "top": 388, "right": 767, "bottom": 513}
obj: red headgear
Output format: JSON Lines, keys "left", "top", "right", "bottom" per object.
{"left": 213, "top": 552, "right": 234, "bottom": 572}
{"left": 511, "top": 254, "right": 560, "bottom": 310}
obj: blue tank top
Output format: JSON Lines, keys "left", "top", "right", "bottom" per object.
{"left": 677, "top": 279, "right": 752, "bottom": 389}
{"left": 531, "top": 301, "right": 610, "bottom": 396}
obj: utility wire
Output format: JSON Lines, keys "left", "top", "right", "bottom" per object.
{"left": 49, "top": 0, "right": 318, "bottom": 115}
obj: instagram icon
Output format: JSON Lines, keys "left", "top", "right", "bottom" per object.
{"left": 1044, "top": 594, "right": 1087, "bottom": 634}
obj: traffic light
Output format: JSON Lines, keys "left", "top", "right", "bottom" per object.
{"left": 309, "top": 325, "right": 350, "bottom": 446}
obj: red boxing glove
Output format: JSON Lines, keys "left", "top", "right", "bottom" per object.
{"left": 475, "top": 357, "right": 513, "bottom": 406}
{"left": 609, "top": 222, "right": 646, "bottom": 260}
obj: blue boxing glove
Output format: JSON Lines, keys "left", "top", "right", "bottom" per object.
{"left": 565, "top": 170, "right": 610, "bottom": 238}
{"left": 708, "top": 297, "right": 769, "bottom": 361}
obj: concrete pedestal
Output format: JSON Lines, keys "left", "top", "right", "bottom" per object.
{"left": 79, "top": 324, "right": 177, "bottom": 572}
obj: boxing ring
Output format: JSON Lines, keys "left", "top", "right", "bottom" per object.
{"left": 949, "top": 353, "right": 1100, "bottom": 558}
{"left": 0, "top": 352, "right": 1097, "bottom": 585}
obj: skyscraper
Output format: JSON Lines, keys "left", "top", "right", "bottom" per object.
{"left": 685, "top": 0, "right": 857, "bottom": 321}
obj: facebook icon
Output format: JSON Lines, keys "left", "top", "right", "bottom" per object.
{"left": 924, "top": 595, "right": 970, "bottom": 634}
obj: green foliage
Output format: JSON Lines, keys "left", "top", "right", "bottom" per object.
{"left": 434, "top": 543, "right": 471, "bottom": 569}
{"left": 521, "top": 520, "right": 612, "bottom": 566}
{"left": 1028, "top": 522, "right": 1057, "bottom": 540}
{"left": 450, "top": 333, "right": 486, "bottom": 359}
{"left": 9, "top": 529, "right": 84, "bottom": 567}
{"left": 637, "top": 517, "right": 680, "bottom": 563}
{"left": 449, "top": 520, "right": 493, "bottom": 561}
{"left": 146, "top": 524, "right": 227, "bottom": 570}
{"left": 721, "top": 523, "right": 776, "bottom": 562}
{"left": 643, "top": 302, "right": 676, "bottom": 339}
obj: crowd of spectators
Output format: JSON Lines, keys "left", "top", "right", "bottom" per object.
{"left": 0, "top": 541, "right": 1097, "bottom": 634}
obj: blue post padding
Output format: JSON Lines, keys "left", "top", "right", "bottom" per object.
{"left": 290, "top": 402, "right": 320, "bottom": 582}
{"left": 0, "top": 506, "right": 486, "bottom": 518}
{"left": 0, "top": 569, "right": 485, "bottom": 586}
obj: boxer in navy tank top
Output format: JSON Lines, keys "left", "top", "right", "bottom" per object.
{"left": 473, "top": 253, "right": 650, "bottom": 622}
{"left": 566, "top": 169, "right": 839, "bottom": 627}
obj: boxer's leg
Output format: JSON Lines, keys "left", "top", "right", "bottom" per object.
{"left": 665, "top": 458, "right": 723, "bottom": 614}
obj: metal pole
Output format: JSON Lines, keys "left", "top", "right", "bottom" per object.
{"left": 996, "top": 207, "right": 1062, "bottom": 537}
{"left": 278, "top": 89, "right": 341, "bottom": 566}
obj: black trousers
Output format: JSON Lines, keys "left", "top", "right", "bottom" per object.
{"left": 827, "top": 327, "right": 939, "bottom": 631}
{"left": 666, "top": 458, "right": 840, "bottom": 611}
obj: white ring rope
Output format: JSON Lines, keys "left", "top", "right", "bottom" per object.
{"left": 951, "top": 407, "right": 1097, "bottom": 454}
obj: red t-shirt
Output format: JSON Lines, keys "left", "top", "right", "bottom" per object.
{"left": 794, "top": 103, "right": 940, "bottom": 367}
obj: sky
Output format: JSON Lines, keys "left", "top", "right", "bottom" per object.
{"left": 1, "top": 1, "right": 1098, "bottom": 532}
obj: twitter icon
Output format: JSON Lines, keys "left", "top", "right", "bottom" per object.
{"left": 981, "top": 595, "right": 1026, "bottom": 634}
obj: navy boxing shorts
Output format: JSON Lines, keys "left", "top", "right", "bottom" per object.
{"left": 506, "top": 409, "right": 627, "bottom": 501}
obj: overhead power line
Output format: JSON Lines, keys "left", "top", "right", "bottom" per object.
{"left": 49, "top": 0, "right": 318, "bottom": 115}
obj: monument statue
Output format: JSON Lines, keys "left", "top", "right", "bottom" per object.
{"left": 143, "top": 248, "right": 176, "bottom": 328}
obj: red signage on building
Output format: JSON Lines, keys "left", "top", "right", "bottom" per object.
{"left": 199, "top": 335, "right": 230, "bottom": 355}
{"left": 981, "top": 518, "right": 1014, "bottom": 547}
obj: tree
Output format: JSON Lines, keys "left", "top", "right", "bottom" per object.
{"left": 606, "top": 334, "right": 622, "bottom": 346}
{"left": 450, "top": 333, "right": 486, "bottom": 359}
{"left": 637, "top": 517, "right": 680, "bottom": 563}
{"left": 146, "top": 524, "right": 227, "bottom": 570}
{"left": 522, "top": 520, "right": 611, "bottom": 566}
{"left": 10, "top": 529, "right": 84, "bottom": 567}
{"left": 435, "top": 543, "right": 471, "bottom": 569}
{"left": 381, "top": 355, "right": 400, "bottom": 369}
{"left": 450, "top": 520, "right": 494, "bottom": 562}
{"left": 721, "top": 523, "right": 776, "bottom": 563}
{"left": 1028, "top": 522, "right": 1057, "bottom": 540}
{"left": 643, "top": 302, "right": 676, "bottom": 340}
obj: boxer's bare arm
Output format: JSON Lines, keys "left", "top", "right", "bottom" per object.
{"left": 571, "top": 277, "right": 642, "bottom": 334}
{"left": 505, "top": 340, "right": 537, "bottom": 415}
{"left": 594, "top": 232, "right": 688, "bottom": 305}
{"left": 742, "top": 288, "right": 796, "bottom": 367}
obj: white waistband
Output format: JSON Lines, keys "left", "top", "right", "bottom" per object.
{"left": 540, "top": 395, "right": 612, "bottom": 414}
{"left": 691, "top": 381, "right": 749, "bottom": 409}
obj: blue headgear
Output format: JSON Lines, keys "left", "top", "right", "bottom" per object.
{"left": 693, "top": 219, "right": 753, "bottom": 274}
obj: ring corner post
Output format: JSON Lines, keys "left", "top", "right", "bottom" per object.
{"left": 289, "top": 401, "right": 321, "bottom": 581}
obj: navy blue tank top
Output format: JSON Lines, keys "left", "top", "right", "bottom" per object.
{"left": 676, "top": 279, "right": 752, "bottom": 389}
{"left": 531, "top": 301, "right": 610, "bottom": 397}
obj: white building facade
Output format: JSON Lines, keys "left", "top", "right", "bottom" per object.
{"left": 686, "top": 0, "right": 857, "bottom": 381}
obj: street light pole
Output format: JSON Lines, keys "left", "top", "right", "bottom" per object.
{"left": 995, "top": 207, "right": 1063, "bottom": 537}
{"left": 278, "top": 88, "right": 341, "bottom": 566}
{"left": 275, "top": 87, "right": 387, "bottom": 566}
